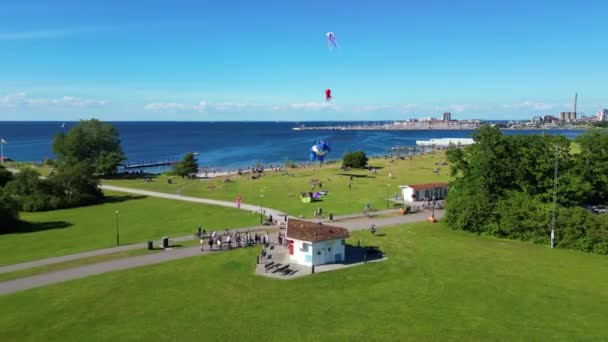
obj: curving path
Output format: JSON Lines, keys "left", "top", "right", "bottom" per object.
{"left": 101, "top": 184, "right": 287, "bottom": 218}
{"left": 0, "top": 184, "right": 444, "bottom": 295}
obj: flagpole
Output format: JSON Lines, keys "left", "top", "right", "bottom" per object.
{"left": 1, "top": 138, "right": 4, "bottom": 164}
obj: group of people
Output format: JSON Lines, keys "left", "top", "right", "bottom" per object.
{"left": 200, "top": 231, "right": 271, "bottom": 251}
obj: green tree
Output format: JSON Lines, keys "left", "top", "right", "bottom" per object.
{"left": 173, "top": 153, "right": 199, "bottom": 177}
{"left": 53, "top": 119, "right": 125, "bottom": 176}
{"left": 49, "top": 162, "right": 102, "bottom": 207}
{"left": 342, "top": 151, "right": 368, "bottom": 168}
{"left": 0, "top": 187, "right": 19, "bottom": 232}
{"left": 5, "top": 169, "right": 59, "bottom": 212}
{"left": 0, "top": 165, "right": 13, "bottom": 187}
{"left": 575, "top": 129, "right": 608, "bottom": 203}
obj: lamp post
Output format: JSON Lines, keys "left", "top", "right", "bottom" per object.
{"left": 115, "top": 210, "right": 120, "bottom": 246}
{"left": 431, "top": 196, "right": 436, "bottom": 220}
{"left": 551, "top": 147, "right": 558, "bottom": 249}
{"left": 260, "top": 194, "right": 264, "bottom": 224}
{"left": 386, "top": 184, "right": 391, "bottom": 209}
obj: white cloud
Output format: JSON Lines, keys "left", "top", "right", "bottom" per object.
{"left": 0, "top": 92, "right": 107, "bottom": 108}
{"left": 144, "top": 101, "right": 208, "bottom": 112}
{"left": 0, "top": 27, "right": 108, "bottom": 41}
{"left": 502, "top": 101, "right": 556, "bottom": 111}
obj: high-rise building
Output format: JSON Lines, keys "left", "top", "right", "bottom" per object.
{"left": 443, "top": 112, "right": 452, "bottom": 121}
{"left": 543, "top": 115, "right": 555, "bottom": 123}
{"left": 598, "top": 109, "right": 608, "bottom": 122}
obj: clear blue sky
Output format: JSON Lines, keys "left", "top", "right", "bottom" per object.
{"left": 0, "top": 0, "right": 606, "bottom": 121}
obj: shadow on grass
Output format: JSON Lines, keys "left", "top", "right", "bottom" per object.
{"left": 103, "top": 195, "right": 147, "bottom": 204}
{"left": 3, "top": 220, "right": 73, "bottom": 235}
{"left": 337, "top": 173, "right": 375, "bottom": 178}
{"left": 344, "top": 245, "right": 385, "bottom": 265}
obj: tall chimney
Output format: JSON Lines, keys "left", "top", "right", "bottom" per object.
{"left": 574, "top": 92, "right": 577, "bottom": 115}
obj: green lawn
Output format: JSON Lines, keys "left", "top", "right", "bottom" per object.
{"left": 104, "top": 153, "right": 450, "bottom": 218}
{"left": 1, "top": 222, "right": 607, "bottom": 341}
{"left": 0, "top": 191, "right": 258, "bottom": 266}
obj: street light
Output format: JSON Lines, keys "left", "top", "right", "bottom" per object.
{"left": 551, "top": 146, "right": 558, "bottom": 248}
{"left": 115, "top": 210, "right": 120, "bottom": 246}
{"left": 260, "top": 194, "right": 264, "bottom": 224}
{"left": 386, "top": 184, "right": 391, "bottom": 209}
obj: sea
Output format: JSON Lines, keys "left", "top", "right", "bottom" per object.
{"left": 0, "top": 121, "right": 586, "bottom": 172}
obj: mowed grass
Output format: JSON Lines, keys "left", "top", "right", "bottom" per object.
{"left": 1, "top": 222, "right": 607, "bottom": 341}
{"left": 0, "top": 191, "right": 258, "bottom": 266}
{"left": 104, "top": 153, "right": 450, "bottom": 218}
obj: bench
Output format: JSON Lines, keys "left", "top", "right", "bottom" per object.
{"left": 273, "top": 264, "right": 289, "bottom": 274}
{"left": 264, "top": 261, "right": 275, "bottom": 269}
{"left": 266, "top": 263, "right": 282, "bottom": 273}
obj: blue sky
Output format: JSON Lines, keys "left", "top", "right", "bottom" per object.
{"left": 0, "top": 0, "right": 606, "bottom": 121}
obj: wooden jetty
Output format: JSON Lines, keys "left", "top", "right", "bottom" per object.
{"left": 120, "top": 160, "right": 179, "bottom": 169}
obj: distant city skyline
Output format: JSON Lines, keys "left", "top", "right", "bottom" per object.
{"left": 1, "top": 0, "right": 606, "bottom": 121}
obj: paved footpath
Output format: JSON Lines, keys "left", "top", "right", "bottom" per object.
{"left": 0, "top": 225, "right": 271, "bottom": 274}
{"left": 101, "top": 184, "right": 287, "bottom": 218}
{"left": 0, "top": 208, "right": 443, "bottom": 295}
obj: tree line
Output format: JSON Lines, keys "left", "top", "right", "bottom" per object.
{"left": 446, "top": 126, "right": 608, "bottom": 254}
{"left": 0, "top": 119, "right": 125, "bottom": 232}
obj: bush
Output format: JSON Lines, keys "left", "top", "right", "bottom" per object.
{"left": 0, "top": 187, "right": 19, "bottom": 232}
{"left": 284, "top": 160, "right": 297, "bottom": 169}
{"left": 342, "top": 151, "right": 368, "bottom": 168}
{"left": 0, "top": 165, "right": 13, "bottom": 187}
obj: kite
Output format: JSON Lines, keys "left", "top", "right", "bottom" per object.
{"left": 325, "top": 88, "right": 332, "bottom": 102}
{"left": 326, "top": 32, "right": 338, "bottom": 50}
{"left": 309, "top": 140, "right": 331, "bottom": 162}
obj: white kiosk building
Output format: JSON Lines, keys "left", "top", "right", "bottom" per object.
{"left": 286, "top": 219, "right": 350, "bottom": 267}
{"left": 400, "top": 182, "right": 449, "bottom": 202}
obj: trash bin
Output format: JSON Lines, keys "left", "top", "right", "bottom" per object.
{"left": 162, "top": 237, "right": 169, "bottom": 249}
{"left": 147, "top": 241, "right": 153, "bottom": 250}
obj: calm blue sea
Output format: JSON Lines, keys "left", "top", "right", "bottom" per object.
{"left": 0, "top": 121, "right": 585, "bottom": 170}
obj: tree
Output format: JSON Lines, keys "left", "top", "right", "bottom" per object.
{"left": 5, "top": 168, "right": 59, "bottom": 212}
{"left": 49, "top": 162, "right": 102, "bottom": 207}
{"left": 53, "top": 119, "right": 125, "bottom": 176}
{"left": 0, "top": 165, "right": 13, "bottom": 187}
{"left": 173, "top": 153, "right": 199, "bottom": 177}
{"left": 0, "top": 187, "right": 19, "bottom": 232}
{"left": 444, "top": 125, "right": 608, "bottom": 255}
{"left": 342, "top": 151, "right": 368, "bottom": 168}
{"left": 575, "top": 130, "right": 608, "bottom": 203}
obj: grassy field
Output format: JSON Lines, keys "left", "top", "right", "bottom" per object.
{"left": 1, "top": 222, "right": 607, "bottom": 341}
{"left": 0, "top": 191, "right": 258, "bottom": 266}
{"left": 104, "top": 153, "right": 450, "bottom": 218}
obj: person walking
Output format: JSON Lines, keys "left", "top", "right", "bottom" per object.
{"left": 371, "top": 224, "right": 377, "bottom": 235}
{"left": 200, "top": 237, "right": 205, "bottom": 251}
{"left": 208, "top": 237, "right": 214, "bottom": 250}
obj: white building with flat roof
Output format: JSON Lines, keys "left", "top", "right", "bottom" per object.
{"left": 400, "top": 183, "right": 449, "bottom": 202}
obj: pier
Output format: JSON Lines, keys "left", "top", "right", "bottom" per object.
{"left": 120, "top": 159, "right": 179, "bottom": 169}
{"left": 292, "top": 121, "right": 482, "bottom": 131}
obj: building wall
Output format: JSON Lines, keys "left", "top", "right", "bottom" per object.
{"left": 288, "top": 238, "right": 313, "bottom": 266}
{"left": 402, "top": 187, "right": 415, "bottom": 202}
{"left": 288, "top": 238, "right": 346, "bottom": 266}
{"left": 401, "top": 186, "right": 448, "bottom": 202}
{"left": 311, "top": 239, "right": 345, "bottom": 266}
